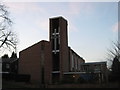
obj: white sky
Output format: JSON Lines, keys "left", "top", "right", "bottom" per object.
{"left": 0, "top": 0, "right": 118, "bottom": 66}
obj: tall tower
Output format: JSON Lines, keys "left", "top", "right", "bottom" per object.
{"left": 49, "top": 16, "right": 69, "bottom": 83}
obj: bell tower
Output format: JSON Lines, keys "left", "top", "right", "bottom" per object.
{"left": 49, "top": 16, "right": 69, "bottom": 83}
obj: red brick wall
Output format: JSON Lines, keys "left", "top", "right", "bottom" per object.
{"left": 44, "top": 41, "right": 52, "bottom": 84}
{"left": 19, "top": 40, "right": 52, "bottom": 86}
{"left": 19, "top": 41, "right": 42, "bottom": 85}
{"left": 59, "top": 17, "right": 69, "bottom": 73}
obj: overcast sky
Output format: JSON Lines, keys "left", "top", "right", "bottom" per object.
{"left": 2, "top": 1, "right": 118, "bottom": 63}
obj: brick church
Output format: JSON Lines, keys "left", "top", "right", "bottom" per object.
{"left": 19, "top": 16, "right": 85, "bottom": 86}
{"left": 18, "top": 16, "right": 107, "bottom": 87}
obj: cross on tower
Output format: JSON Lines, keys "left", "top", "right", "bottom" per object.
{"left": 52, "top": 29, "right": 60, "bottom": 54}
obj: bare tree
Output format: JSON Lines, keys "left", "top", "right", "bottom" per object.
{"left": 107, "top": 41, "right": 120, "bottom": 69}
{"left": 106, "top": 41, "right": 120, "bottom": 82}
{"left": 0, "top": 3, "right": 17, "bottom": 53}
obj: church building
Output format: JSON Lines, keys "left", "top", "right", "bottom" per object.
{"left": 19, "top": 16, "right": 85, "bottom": 87}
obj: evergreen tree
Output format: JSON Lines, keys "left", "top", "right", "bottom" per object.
{"left": 1, "top": 54, "right": 9, "bottom": 59}
{"left": 10, "top": 52, "right": 17, "bottom": 58}
{"left": 111, "top": 56, "right": 120, "bottom": 82}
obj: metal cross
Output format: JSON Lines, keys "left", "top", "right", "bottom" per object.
{"left": 52, "top": 28, "right": 60, "bottom": 54}
{"left": 52, "top": 29, "right": 57, "bottom": 54}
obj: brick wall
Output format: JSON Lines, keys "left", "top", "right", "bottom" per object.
{"left": 19, "top": 40, "right": 52, "bottom": 86}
